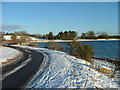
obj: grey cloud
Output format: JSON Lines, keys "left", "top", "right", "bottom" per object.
{"left": 43, "top": 22, "right": 68, "bottom": 24}
{"left": 2, "top": 24, "right": 23, "bottom": 31}
{"left": 1, "top": 22, "right": 69, "bottom": 31}
{"left": 35, "top": 22, "right": 69, "bottom": 27}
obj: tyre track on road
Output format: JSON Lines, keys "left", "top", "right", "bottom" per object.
{"left": 2, "top": 46, "right": 44, "bottom": 89}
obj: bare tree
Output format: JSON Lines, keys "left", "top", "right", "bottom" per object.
{"left": 11, "top": 33, "right": 17, "bottom": 43}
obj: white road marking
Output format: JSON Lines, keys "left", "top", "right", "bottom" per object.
{"left": 1, "top": 57, "right": 32, "bottom": 81}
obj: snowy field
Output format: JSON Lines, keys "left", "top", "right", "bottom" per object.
{"left": 0, "top": 46, "right": 20, "bottom": 63}
{"left": 3, "top": 35, "right": 47, "bottom": 41}
{"left": 15, "top": 46, "right": 120, "bottom": 88}
{"left": 3, "top": 35, "right": 119, "bottom": 43}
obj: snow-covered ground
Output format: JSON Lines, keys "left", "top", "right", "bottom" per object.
{"left": 3, "top": 35, "right": 12, "bottom": 40}
{"left": 15, "top": 46, "right": 119, "bottom": 88}
{"left": 0, "top": 46, "right": 21, "bottom": 63}
{"left": 93, "top": 59, "right": 115, "bottom": 71}
{"left": 29, "top": 37, "right": 48, "bottom": 41}
{"left": 3, "top": 35, "right": 47, "bottom": 41}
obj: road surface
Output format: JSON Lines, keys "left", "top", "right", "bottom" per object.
{"left": 2, "top": 46, "right": 44, "bottom": 89}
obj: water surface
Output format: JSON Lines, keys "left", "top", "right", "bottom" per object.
{"left": 37, "top": 40, "right": 119, "bottom": 60}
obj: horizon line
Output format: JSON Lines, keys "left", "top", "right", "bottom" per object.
{"left": 1, "top": 0, "right": 120, "bottom": 2}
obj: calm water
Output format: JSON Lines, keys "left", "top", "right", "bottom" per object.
{"left": 37, "top": 40, "right": 120, "bottom": 60}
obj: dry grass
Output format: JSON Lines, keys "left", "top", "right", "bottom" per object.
{"left": 97, "top": 68, "right": 112, "bottom": 74}
{"left": 2, "top": 53, "right": 21, "bottom": 64}
{"left": 27, "top": 43, "right": 38, "bottom": 47}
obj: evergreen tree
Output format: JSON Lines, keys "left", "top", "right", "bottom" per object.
{"left": 62, "top": 31, "right": 69, "bottom": 40}
{"left": 48, "top": 32, "right": 54, "bottom": 40}
{"left": 57, "top": 30, "right": 77, "bottom": 40}
{"left": 86, "top": 31, "right": 95, "bottom": 39}
{"left": 98, "top": 32, "right": 108, "bottom": 39}
{"left": 56, "top": 31, "right": 63, "bottom": 39}
{"left": 81, "top": 33, "right": 86, "bottom": 39}
{"left": 69, "top": 31, "right": 77, "bottom": 40}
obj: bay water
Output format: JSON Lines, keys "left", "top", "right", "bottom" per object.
{"left": 36, "top": 40, "right": 120, "bottom": 60}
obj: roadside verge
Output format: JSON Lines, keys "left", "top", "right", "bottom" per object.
{"left": 23, "top": 48, "right": 49, "bottom": 88}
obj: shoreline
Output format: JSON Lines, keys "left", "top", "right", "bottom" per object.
{"left": 30, "top": 38, "right": 120, "bottom": 43}
{"left": 92, "top": 56, "right": 120, "bottom": 64}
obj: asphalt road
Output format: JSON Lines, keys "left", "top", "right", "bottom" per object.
{"left": 2, "top": 46, "right": 44, "bottom": 89}
{"left": 2, "top": 46, "right": 29, "bottom": 74}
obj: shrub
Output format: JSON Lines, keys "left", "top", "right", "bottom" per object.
{"left": 27, "top": 43, "right": 38, "bottom": 47}
{"left": 47, "top": 41, "right": 63, "bottom": 51}
{"left": 77, "top": 44, "right": 94, "bottom": 62}
{"left": 67, "top": 40, "right": 94, "bottom": 62}
{"left": 67, "top": 40, "right": 80, "bottom": 56}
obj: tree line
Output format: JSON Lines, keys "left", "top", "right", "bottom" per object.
{"left": 2, "top": 30, "right": 120, "bottom": 41}
{"left": 32, "top": 30, "right": 120, "bottom": 40}
{"left": 35, "top": 30, "right": 77, "bottom": 40}
{"left": 80, "top": 31, "right": 109, "bottom": 39}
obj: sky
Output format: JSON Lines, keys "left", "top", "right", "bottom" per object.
{"left": 2, "top": 2, "right": 118, "bottom": 35}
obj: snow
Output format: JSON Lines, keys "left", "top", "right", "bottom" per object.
{"left": 0, "top": 46, "right": 20, "bottom": 63}
{"left": 93, "top": 59, "right": 115, "bottom": 71}
{"left": 30, "top": 37, "right": 48, "bottom": 41}
{"left": 3, "top": 35, "right": 12, "bottom": 40}
{"left": 3, "top": 35, "right": 21, "bottom": 40}
{"left": 3, "top": 35, "right": 47, "bottom": 41}
{"left": 16, "top": 46, "right": 120, "bottom": 88}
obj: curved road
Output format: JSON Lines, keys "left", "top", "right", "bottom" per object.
{"left": 2, "top": 46, "right": 44, "bottom": 89}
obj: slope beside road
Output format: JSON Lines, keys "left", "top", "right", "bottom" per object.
{"left": 2, "top": 46, "right": 44, "bottom": 89}
{"left": 23, "top": 47, "right": 119, "bottom": 88}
